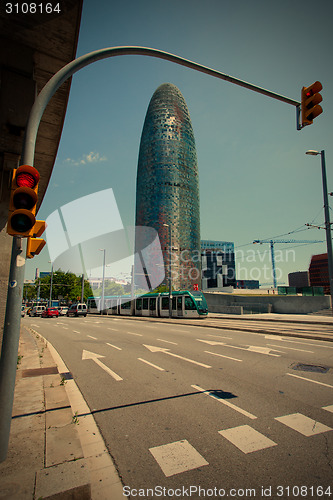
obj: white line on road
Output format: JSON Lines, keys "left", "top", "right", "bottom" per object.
{"left": 107, "top": 327, "right": 118, "bottom": 331}
{"left": 87, "top": 335, "right": 97, "bottom": 340}
{"left": 106, "top": 342, "right": 122, "bottom": 350}
{"left": 206, "top": 334, "right": 233, "bottom": 340}
{"left": 138, "top": 358, "right": 165, "bottom": 371}
{"left": 126, "top": 331, "right": 143, "bottom": 336}
{"left": 213, "top": 343, "right": 281, "bottom": 357}
{"left": 286, "top": 373, "right": 333, "bottom": 389}
{"left": 197, "top": 339, "right": 226, "bottom": 346}
{"left": 143, "top": 345, "right": 211, "bottom": 368}
{"left": 157, "top": 339, "right": 178, "bottom": 345}
{"left": 267, "top": 343, "right": 314, "bottom": 353}
{"left": 82, "top": 350, "right": 123, "bottom": 381}
{"left": 205, "top": 351, "right": 243, "bottom": 362}
{"left": 73, "top": 330, "right": 81, "bottom": 334}
{"left": 278, "top": 339, "right": 333, "bottom": 349}
{"left": 191, "top": 385, "right": 257, "bottom": 420}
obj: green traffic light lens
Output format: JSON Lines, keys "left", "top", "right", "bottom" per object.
{"left": 10, "top": 213, "right": 34, "bottom": 233}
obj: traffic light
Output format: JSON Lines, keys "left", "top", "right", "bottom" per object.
{"left": 301, "top": 81, "right": 323, "bottom": 127}
{"left": 7, "top": 165, "right": 40, "bottom": 237}
{"left": 26, "top": 220, "right": 46, "bottom": 259}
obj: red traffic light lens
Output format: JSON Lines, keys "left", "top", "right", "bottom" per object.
{"left": 15, "top": 165, "right": 40, "bottom": 189}
{"left": 16, "top": 172, "right": 37, "bottom": 188}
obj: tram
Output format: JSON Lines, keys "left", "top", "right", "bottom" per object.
{"left": 87, "top": 290, "right": 208, "bottom": 318}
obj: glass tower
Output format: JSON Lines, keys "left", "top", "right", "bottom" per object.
{"left": 135, "top": 83, "right": 201, "bottom": 291}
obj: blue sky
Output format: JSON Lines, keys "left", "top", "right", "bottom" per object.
{"left": 25, "top": 0, "right": 333, "bottom": 286}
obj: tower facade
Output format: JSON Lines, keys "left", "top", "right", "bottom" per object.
{"left": 135, "top": 83, "right": 201, "bottom": 291}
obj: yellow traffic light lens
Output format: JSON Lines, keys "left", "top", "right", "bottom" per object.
{"left": 13, "top": 187, "right": 37, "bottom": 209}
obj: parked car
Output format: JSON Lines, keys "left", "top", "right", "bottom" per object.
{"left": 57, "top": 306, "right": 68, "bottom": 316}
{"left": 29, "top": 305, "right": 46, "bottom": 317}
{"left": 42, "top": 307, "right": 59, "bottom": 318}
{"left": 67, "top": 303, "right": 87, "bottom": 317}
{"left": 21, "top": 305, "right": 25, "bottom": 317}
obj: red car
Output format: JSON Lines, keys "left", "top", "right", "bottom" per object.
{"left": 42, "top": 307, "right": 59, "bottom": 318}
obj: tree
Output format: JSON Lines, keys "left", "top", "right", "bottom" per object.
{"left": 93, "top": 280, "right": 125, "bottom": 297}
{"left": 38, "top": 270, "right": 93, "bottom": 303}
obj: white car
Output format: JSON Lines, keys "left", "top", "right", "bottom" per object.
{"left": 29, "top": 305, "right": 46, "bottom": 317}
{"left": 58, "top": 307, "right": 68, "bottom": 316}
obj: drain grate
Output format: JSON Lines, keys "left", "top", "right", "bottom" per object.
{"left": 291, "top": 363, "right": 329, "bottom": 374}
{"left": 22, "top": 366, "right": 58, "bottom": 377}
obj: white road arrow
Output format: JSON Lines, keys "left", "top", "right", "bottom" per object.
{"left": 197, "top": 339, "right": 226, "bottom": 346}
{"left": 143, "top": 345, "right": 211, "bottom": 368}
{"left": 82, "top": 350, "right": 123, "bottom": 381}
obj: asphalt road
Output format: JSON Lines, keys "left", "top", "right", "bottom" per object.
{"left": 23, "top": 315, "right": 333, "bottom": 499}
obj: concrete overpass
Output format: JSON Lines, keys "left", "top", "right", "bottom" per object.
{"left": 0, "top": 1, "right": 83, "bottom": 339}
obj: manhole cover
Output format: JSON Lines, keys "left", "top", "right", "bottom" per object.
{"left": 291, "top": 363, "right": 329, "bottom": 374}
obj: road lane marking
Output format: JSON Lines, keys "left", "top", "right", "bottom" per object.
{"left": 87, "top": 335, "right": 97, "bottom": 340}
{"left": 286, "top": 373, "right": 333, "bottom": 388}
{"left": 206, "top": 334, "right": 233, "bottom": 340}
{"left": 106, "top": 343, "right": 122, "bottom": 351}
{"left": 213, "top": 343, "right": 281, "bottom": 357}
{"left": 275, "top": 413, "right": 332, "bottom": 436}
{"left": 323, "top": 405, "right": 333, "bottom": 413}
{"left": 205, "top": 351, "right": 243, "bottom": 362}
{"left": 149, "top": 440, "right": 208, "bottom": 477}
{"left": 107, "top": 327, "right": 118, "bottom": 331}
{"left": 278, "top": 339, "right": 333, "bottom": 349}
{"left": 126, "top": 331, "right": 143, "bottom": 336}
{"left": 138, "top": 358, "right": 165, "bottom": 371}
{"left": 197, "top": 339, "right": 226, "bottom": 346}
{"left": 73, "top": 330, "right": 80, "bottom": 334}
{"left": 218, "top": 425, "right": 277, "bottom": 453}
{"left": 171, "top": 329, "right": 192, "bottom": 333}
{"left": 267, "top": 343, "right": 314, "bottom": 353}
{"left": 157, "top": 339, "right": 178, "bottom": 345}
{"left": 82, "top": 350, "right": 123, "bottom": 381}
{"left": 191, "top": 385, "right": 257, "bottom": 420}
{"left": 144, "top": 345, "right": 211, "bottom": 368}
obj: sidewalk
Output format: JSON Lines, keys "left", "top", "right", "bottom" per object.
{"left": 0, "top": 326, "right": 124, "bottom": 500}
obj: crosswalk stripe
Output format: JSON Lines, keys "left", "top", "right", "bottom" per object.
{"left": 275, "top": 413, "right": 333, "bottom": 436}
{"left": 218, "top": 425, "right": 277, "bottom": 454}
{"left": 149, "top": 440, "right": 208, "bottom": 477}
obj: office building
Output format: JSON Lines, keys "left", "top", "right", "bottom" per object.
{"left": 135, "top": 83, "right": 201, "bottom": 291}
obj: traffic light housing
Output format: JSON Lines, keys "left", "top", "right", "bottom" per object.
{"left": 301, "top": 81, "right": 323, "bottom": 127}
{"left": 26, "top": 220, "right": 47, "bottom": 259}
{"left": 7, "top": 165, "right": 40, "bottom": 237}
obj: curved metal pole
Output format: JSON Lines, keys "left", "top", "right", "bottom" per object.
{"left": 22, "top": 45, "right": 300, "bottom": 166}
{"left": 1, "top": 45, "right": 300, "bottom": 463}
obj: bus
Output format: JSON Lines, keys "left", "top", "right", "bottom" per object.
{"left": 87, "top": 290, "right": 208, "bottom": 319}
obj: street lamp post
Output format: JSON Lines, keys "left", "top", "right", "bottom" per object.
{"left": 99, "top": 249, "right": 106, "bottom": 315}
{"left": 163, "top": 224, "right": 172, "bottom": 318}
{"left": 306, "top": 150, "right": 333, "bottom": 312}
{"left": 48, "top": 261, "right": 54, "bottom": 307}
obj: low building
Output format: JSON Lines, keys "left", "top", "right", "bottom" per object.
{"left": 201, "top": 240, "right": 236, "bottom": 290}
{"left": 288, "top": 271, "right": 310, "bottom": 288}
